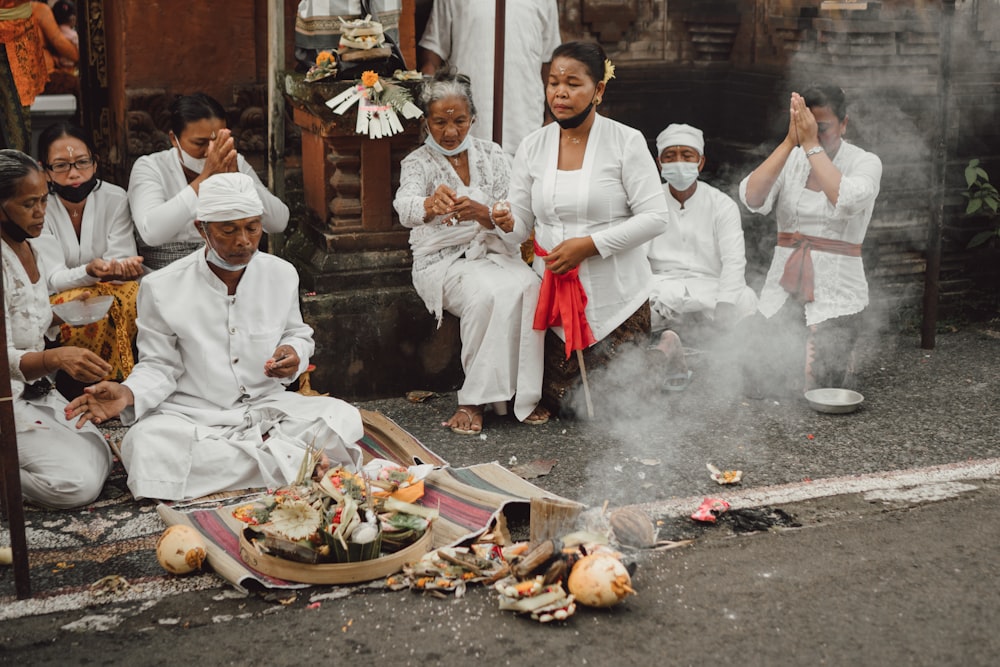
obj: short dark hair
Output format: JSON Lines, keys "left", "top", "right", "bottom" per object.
{"left": 0, "top": 150, "right": 44, "bottom": 203}
{"left": 551, "top": 41, "right": 608, "bottom": 86}
{"left": 802, "top": 85, "right": 848, "bottom": 121}
{"left": 169, "top": 92, "right": 227, "bottom": 138}
{"left": 36, "top": 122, "right": 94, "bottom": 167}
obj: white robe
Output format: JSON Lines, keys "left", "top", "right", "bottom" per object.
{"left": 647, "top": 180, "right": 757, "bottom": 329}
{"left": 127, "top": 149, "right": 289, "bottom": 268}
{"left": 32, "top": 182, "right": 137, "bottom": 292}
{"left": 393, "top": 137, "right": 543, "bottom": 421}
{"left": 119, "top": 250, "right": 363, "bottom": 500}
{"left": 505, "top": 114, "right": 671, "bottom": 342}
{"left": 418, "top": 0, "right": 561, "bottom": 156}
{"left": 739, "top": 140, "right": 882, "bottom": 326}
{"left": 2, "top": 242, "right": 111, "bottom": 509}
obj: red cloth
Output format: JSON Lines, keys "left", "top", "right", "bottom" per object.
{"left": 777, "top": 232, "right": 862, "bottom": 303}
{"left": 532, "top": 241, "right": 596, "bottom": 359}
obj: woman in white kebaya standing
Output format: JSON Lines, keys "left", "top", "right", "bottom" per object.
{"left": 393, "top": 70, "right": 546, "bottom": 435}
{"left": 127, "top": 92, "right": 289, "bottom": 270}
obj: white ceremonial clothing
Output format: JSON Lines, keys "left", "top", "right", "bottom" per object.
{"left": 505, "top": 114, "right": 671, "bottom": 342}
{"left": 32, "top": 182, "right": 137, "bottom": 292}
{"left": 119, "top": 250, "right": 363, "bottom": 500}
{"left": 2, "top": 242, "right": 111, "bottom": 509}
{"left": 647, "top": 180, "right": 757, "bottom": 329}
{"left": 394, "top": 137, "right": 543, "bottom": 421}
{"left": 419, "top": 0, "right": 561, "bottom": 155}
{"left": 127, "top": 148, "right": 289, "bottom": 268}
{"left": 738, "top": 140, "right": 882, "bottom": 326}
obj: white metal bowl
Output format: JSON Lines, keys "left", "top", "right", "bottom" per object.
{"left": 51, "top": 295, "right": 114, "bottom": 326}
{"left": 804, "top": 388, "right": 865, "bottom": 414}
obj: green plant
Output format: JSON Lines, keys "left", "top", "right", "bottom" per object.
{"left": 963, "top": 159, "right": 1000, "bottom": 248}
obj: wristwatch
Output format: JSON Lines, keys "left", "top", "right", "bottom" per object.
{"left": 804, "top": 145, "right": 825, "bottom": 158}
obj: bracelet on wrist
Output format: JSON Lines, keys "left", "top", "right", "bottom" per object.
{"left": 41, "top": 349, "right": 50, "bottom": 374}
{"left": 804, "top": 145, "right": 825, "bottom": 158}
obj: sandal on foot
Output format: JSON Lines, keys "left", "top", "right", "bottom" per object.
{"left": 524, "top": 405, "right": 550, "bottom": 426}
{"left": 445, "top": 406, "right": 483, "bottom": 435}
{"left": 663, "top": 369, "right": 693, "bottom": 392}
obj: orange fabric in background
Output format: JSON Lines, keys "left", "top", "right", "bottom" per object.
{"left": 0, "top": 1, "right": 48, "bottom": 106}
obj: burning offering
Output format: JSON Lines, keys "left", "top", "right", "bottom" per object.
{"left": 690, "top": 497, "right": 731, "bottom": 523}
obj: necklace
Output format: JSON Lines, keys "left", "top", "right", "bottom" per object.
{"left": 448, "top": 154, "right": 463, "bottom": 167}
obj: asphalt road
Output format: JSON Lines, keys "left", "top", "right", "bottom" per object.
{"left": 2, "top": 326, "right": 999, "bottom": 665}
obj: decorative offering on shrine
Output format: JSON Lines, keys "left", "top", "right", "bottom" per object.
{"left": 324, "top": 69, "right": 423, "bottom": 138}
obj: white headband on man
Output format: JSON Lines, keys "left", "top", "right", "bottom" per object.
{"left": 196, "top": 173, "right": 264, "bottom": 222}
{"left": 656, "top": 123, "right": 705, "bottom": 156}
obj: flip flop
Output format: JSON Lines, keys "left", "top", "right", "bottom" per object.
{"left": 663, "top": 369, "right": 693, "bottom": 392}
{"left": 523, "top": 406, "right": 550, "bottom": 426}
{"left": 445, "top": 407, "right": 482, "bottom": 435}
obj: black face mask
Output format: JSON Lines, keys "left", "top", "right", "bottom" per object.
{"left": 549, "top": 102, "right": 594, "bottom": 130}
{"left": 49, "top": 175, "right": 100, "bottom": 204}
{"left": 0, "top": 205, "right": 31, "bottom": 243}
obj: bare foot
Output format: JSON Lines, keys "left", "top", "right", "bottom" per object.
{"left": 443, "top": 405, "right": 483, "bottom": 435}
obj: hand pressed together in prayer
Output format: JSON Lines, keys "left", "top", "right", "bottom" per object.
{"left": 201, "top": 128, "right": 238, "bottom": 177}
{"left": 264, "top": 345, "right": 299, "bottom": 379}
{"left": 86, "top": 255, "right": 145, "bottom": 282}
{"left": 542, "top": 236, "right": 599, "bottom": 275}
{"left": 789, "top": 92, "right": 819, "bottom": 148}
{"left": 65, "top": 381, "right": 133, "bottom": 428}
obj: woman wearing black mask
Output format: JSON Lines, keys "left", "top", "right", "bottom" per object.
{"left": 0, "top": 148, "right": 112, "bottom": 507}
{"left": 34, "top": 122, "right": 142, "bottom": 391}
{"left": 492, "top": 41, "right": 671, "bottom": 418}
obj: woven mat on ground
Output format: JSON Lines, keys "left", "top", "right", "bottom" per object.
{"left": 159, "top": 410, "right": 566, "bottom": 591}
{"left": 0, "top": 409, "right": 564, "bottom": 617}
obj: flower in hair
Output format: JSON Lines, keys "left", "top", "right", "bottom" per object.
{"left": 603, "top": 59, "right": 616, "bottom": 84}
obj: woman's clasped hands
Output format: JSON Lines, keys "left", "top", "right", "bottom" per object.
{"left": 86, "top": 256, "right": 145, "bottom": 282}
{"left": 424, "top": 184, "right": 493, "bottom": 228}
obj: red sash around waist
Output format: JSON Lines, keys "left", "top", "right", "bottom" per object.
{"left": 777, "top": 232, "right": 862, "bottom": 303}
{"left": 532, "top": 241, "right": 597, "bottom": 359}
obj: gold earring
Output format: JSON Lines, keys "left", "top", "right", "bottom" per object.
{"left": 595, "top": 96, "right": 602, "bottom": 105}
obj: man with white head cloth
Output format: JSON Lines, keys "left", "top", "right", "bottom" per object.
{"left": 647, "top": 123, "right": 757, "bottom": 335}
{"left": 65, "top": 173, "right": 364, "bottom": 501}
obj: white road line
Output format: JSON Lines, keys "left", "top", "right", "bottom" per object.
{"left": 630, "top": 457, "right": 1000, "bottom": 517}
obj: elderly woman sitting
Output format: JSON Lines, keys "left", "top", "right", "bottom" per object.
{"left": 392, "top": 70, "right": 547, "bottom": 435}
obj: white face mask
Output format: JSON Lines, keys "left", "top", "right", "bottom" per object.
{"left": 424, "top": 132, "right": 472, "bottom": 157}
{"left": 174, "top": 137, "right": 207, "bottom": 174}
{"left": 201, "top": 224, "right": 257, "bottom": 271}
{"left": 660, "top": 161, "right": 700, "bottom": 191}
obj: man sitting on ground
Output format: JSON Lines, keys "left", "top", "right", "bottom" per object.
{"left": 65, "top": 173, "right": 364, "bottom": 501}
{"left": 648, "top": 123, "right": 757, "bottom": 336}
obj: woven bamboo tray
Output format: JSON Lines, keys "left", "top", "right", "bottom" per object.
{"left": 238, "top": 526, "right": 432, "bottom": 584}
